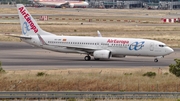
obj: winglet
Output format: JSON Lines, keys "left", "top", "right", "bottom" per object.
{"left": 97, "top": 30, "right": 102, "bottom": 37}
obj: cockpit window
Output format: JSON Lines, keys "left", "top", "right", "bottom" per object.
{"left": 159, "top": 45, "right": 165, "bottom": 47}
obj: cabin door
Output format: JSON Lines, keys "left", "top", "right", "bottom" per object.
{"left": 150, "top": 42, "right": 154, "bottom": 51}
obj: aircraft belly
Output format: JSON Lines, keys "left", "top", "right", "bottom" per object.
{"left": 150, "top": 50, "right": 164, "bottom": 56}
{"left": 74, "top": 3, "right": 86, "bottom": 6}
{"left": 23, "top": 39, "right": 40, "bottom": 47}
{"left": 119, "top": 50, "right": 149, "bottom": 56}
{"left": 22, "top": 39, "right": 32, "bottom": 45}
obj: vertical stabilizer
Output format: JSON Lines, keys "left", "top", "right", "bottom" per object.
{"left": 17, "top": 4, "right": 43, "bottom": 36}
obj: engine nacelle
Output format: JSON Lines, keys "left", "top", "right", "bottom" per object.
{"left": 93, "top": 50, "right": 111, "bottom": 59}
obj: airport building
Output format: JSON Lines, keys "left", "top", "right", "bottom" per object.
{"left": 89, "top": 0, "right": 180, "bottom": 9}
{"left": 1, "top": 0, "right": 180, "bottom": 9}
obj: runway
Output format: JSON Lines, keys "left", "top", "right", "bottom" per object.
{"left": 0, "top": 42, "right": 178, "bottom": 70}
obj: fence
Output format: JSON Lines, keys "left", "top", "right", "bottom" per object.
{"left": 0, "top": 91, "right": 179, "bottom": 99}
{"left": 4, "top": 15, "right": 180, "bottom": 23}
{"left": 0, "top": 15, "right": 141, "bottom": 23}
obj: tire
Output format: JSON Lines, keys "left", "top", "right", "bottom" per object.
{"left": 154, "top": 58, "right": 158, "bottom": 62}
{"left": 84, "top": 56, "right": 91, "bottom": 61}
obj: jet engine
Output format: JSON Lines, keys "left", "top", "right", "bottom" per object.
{"left": 93, "top": 50, "right": 111, "bottom": 59}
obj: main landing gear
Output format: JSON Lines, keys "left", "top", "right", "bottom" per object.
{"left": 154, "top": 58, "right": 158, "bottom": 62}
{"left": 84, "top": 55, "right": 100, "bottom": 61}
{"left": 84, "top": 55, "right": 91, "bottom": 61}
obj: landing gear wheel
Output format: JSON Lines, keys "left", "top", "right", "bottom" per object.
{"left": 154, "top": 58, "right": 158, "bottom": 62}
{"left": 84, "top": 56, "right": 91, "bottom": 61}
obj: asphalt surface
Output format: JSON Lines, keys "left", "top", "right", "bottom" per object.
{"left": 0, "top": 42, "right": 178, "bottom": 70}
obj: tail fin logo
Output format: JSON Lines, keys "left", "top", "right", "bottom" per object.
{"left": 22, "top": 21, "right": 31, "bottom": 35}
{"left": 19, "top": 6, "right": 38, "bottom": 33}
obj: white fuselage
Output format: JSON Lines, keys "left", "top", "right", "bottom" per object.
{"left": 16, "top": 4, "right": 174, "bottom": 62}
{"left": 22, "top": 35, "right": 174, "bottom": 57}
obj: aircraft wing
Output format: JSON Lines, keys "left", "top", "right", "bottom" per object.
{"left": 38, "top": 34, "right": 100, "bottom": 53}
{"left": 52, "top": 44, "right": 100, "bottom": 53}
{"left": 65, "top": 45, "right": 100, "bottom": 52}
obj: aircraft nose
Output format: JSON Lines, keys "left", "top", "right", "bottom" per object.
{"left": 167, "top": 47, "right": 174, "bottom": 54}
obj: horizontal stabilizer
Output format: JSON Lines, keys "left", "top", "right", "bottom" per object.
{"left": 5, "top": 34, "right": 32, "bottom": 39}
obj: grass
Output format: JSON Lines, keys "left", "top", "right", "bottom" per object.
{"left": 0, "top": 67, "right": 179, "bottom": 91}
{"left": 0, "top": 23, "right": 180, "bottom": 47}
{"left": 1, "top": 23, "right": 180, "bottom": 33}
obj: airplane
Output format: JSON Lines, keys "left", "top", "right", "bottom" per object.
{"left": 32, "top": 0, "right": 89, "bottom": 8}
{"left": 12, "top": 4, "right": 174, "bottom": 62}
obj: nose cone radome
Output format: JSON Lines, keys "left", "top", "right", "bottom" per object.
{"left": 167, "top": 47, "right": 174, "bottom": 54}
